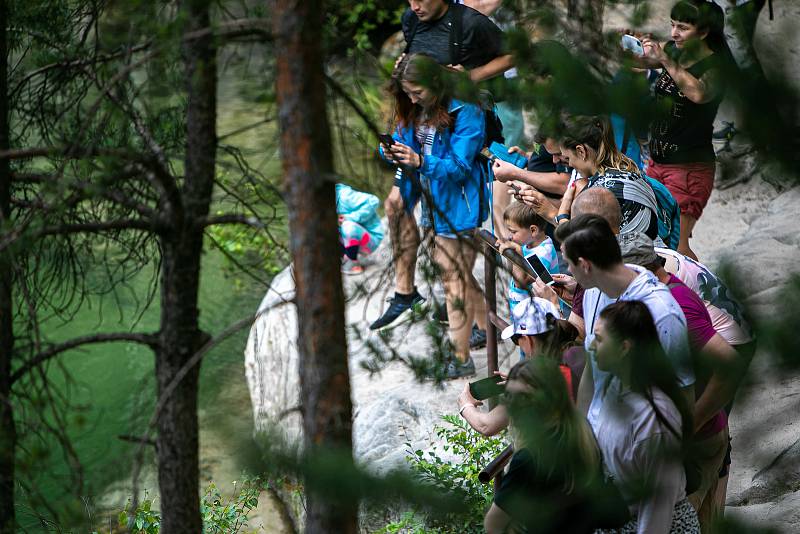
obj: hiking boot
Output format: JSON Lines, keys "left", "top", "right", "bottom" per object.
{"left": 469, "top": 325, "right": 487, "bottom": 349}
{"left": 369, "top": 288, "right": 425, "bottom": 330}
{"left": 444, "top": 356, "right": 476, "bottom": 380}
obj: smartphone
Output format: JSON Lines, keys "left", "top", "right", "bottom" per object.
{"left": 469, "top": 375, "right": 504, "bottom": 401}
{"left": 525, "top": 253, "right": 555, "bottom": 286}
{"left": 488, "top": 141, "right": 528, "bottom": 168}
{"left": 621, "top": 34, "right": 644, "bottom": 56}
{"left": 378, "top": 133, "right": 395, "bottom": 147}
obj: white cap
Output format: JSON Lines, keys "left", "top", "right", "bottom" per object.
{"left": 501, "top": 297, "right": 561, "bottom": 340}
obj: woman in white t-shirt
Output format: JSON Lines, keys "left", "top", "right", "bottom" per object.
{"left": 590, "top": 300, "right": 700, "bottom": 534}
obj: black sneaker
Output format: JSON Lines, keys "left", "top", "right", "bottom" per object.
{"left": 369, "top": 288, "right": 425, "bottom": 330}
{"left": 444, "top": 356, "right": 476, "bottom": 380}
{"left": 469, "top": 325, "right": 487, "bottom": 350}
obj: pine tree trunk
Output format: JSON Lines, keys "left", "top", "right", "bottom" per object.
{"left": 154, "top": 1, "right": 216, "bottom": 531}
{"left": 273, "top": 1, "right": 357, "bottom": 532}
{"left": 0, "top": 1, "right": 17, "bottom": 531}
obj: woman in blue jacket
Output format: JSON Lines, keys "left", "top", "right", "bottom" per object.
{"left": 380, "top": 53, "right": 489, "bottom": 379}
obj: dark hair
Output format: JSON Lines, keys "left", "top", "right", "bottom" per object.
{"left": 598, "top": 301, "right": 693, "bottom": 448}
{"left": 389, "top": 53, "right": 453, "bottom": 132}
{"left": 530, "top": 317, "right": 579, "bottom": 361}
{"left": 554, "top": 214, "right": 622, "bottom": 269}
{"left": 559, "top": 115, "right": 640, "bottom": 175}
{"left": 505, "top": 358, "right": 599, "bottom": 492}
{"left": 670, "top": 0, "right": 735, "bottom": 68}
{"left": 503, "top": 202, "right": 549, "bottom": 232}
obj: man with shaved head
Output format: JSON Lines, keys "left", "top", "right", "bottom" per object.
{"left": 570, "top": 187, "right": 622, "bottom": 235}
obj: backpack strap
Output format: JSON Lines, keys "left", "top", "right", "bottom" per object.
{"left": 449, "top": 3, "right": 465, "bottom": 66}
{"left": 403, "top": 10, "right": 418, "bottom": 54}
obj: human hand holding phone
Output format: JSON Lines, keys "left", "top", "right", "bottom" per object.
{"left": 551, "top": 273, "right": 576, "bottom": 302}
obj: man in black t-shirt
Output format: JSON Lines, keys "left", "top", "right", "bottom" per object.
{"left": 402, "top": 0, "right": 511, "bottom": 80}
{"left": 370, "top": 0, "right": 514, "bottom": 332}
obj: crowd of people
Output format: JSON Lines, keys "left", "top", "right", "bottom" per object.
{"left": 332, "top": 0, "right": 762, "bottom": 532}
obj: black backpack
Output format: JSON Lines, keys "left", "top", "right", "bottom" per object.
{"left": 403, "top": 2, "right": 504, "bottom": 148}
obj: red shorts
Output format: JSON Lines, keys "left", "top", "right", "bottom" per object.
{"left": 648, "top": 161, "right": 715, "bottom": 220}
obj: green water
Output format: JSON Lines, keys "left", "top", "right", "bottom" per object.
{"left": 17, "top": 250, "right": 267, "bottom": 530}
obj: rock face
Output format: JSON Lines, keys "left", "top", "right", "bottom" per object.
{"left": 245, "top": 177, "right": 800, "bottom": 532}
{"left": 244, "top": 225, "right": 515, "bottom": 475}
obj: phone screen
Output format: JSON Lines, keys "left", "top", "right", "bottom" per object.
{"left": 525, "top": 254, "right": 555, "bottom": 285}
{"left": 469, "top": 375, "right": 504, "bottom": 401}
{"left": 379, "top": 133, "right": 395, "bottom": 147}
{"left": 621, "top": 34, "right": 644, "bottom": 56}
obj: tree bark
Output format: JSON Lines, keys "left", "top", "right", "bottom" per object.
{"left": 154, "top": 0, "right": 216, "bottom": 531}
{"left": 273, "top": 1, "right": 357, "bottom": 532}
{"left": 0, "top": 1, "right": 17, "bottom": 531}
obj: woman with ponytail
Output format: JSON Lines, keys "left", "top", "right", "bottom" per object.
{"left": 590, "top": 300, "right": 700, "bottom": 534}
{"left": 634, "top": 0, "right": 732, "bottom": 260}
{"left": 520, "top": 114, "right": 661, "bottom": 240}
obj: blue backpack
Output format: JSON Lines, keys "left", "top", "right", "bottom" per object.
{"left": 645, "top": 176, "right": 680, "bottom": 250}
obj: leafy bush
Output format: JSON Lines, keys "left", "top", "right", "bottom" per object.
{"left": 119, "top": 478, "right": 265, "bottom": 533}
{"left": 381, "top": 415, "right": 507, "bottom": 534}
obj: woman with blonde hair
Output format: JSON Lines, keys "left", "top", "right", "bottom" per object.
{"left": 517, "top": 115, "right": 660, "bottom": 240}
{"left": 484, "top": 357, "right": 628, "bottom": 533}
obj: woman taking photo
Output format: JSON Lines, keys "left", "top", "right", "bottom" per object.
{"left": 590, "top": 301, "right": 700, "bottom": 534}
{"left": 457, "top": 297, "right": 580, "bottom": 437}
{"left": 380, "top": 53, "right": 489, "bottom": 379}
{"left": 484, "top": 357, "right": 627, "bottom": 533}
{"left": 637, "top": 0, "right": 731, "bottom": 260}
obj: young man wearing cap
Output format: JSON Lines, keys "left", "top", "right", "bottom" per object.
{"left": 554, "top": 214, "right": 695, "bottom": 424}
{"left": 620, "top": 232, "right": 748, "bottom": 528}
{"left": 456, "top": 297, "right": 569, "bottom": 437}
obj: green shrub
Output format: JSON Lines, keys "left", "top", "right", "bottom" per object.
{"left": 119, "top": 478, "right": 265, "bottom": 533}
{"left": 382, "top": 415, "right": 507, "bottom": 534}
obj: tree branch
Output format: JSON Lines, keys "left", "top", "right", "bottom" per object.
{"left": 11, "top": 332, "right": 157, "bottom": 384}
{"left": 201, "top": 213, "right": 264, "bottom": 228}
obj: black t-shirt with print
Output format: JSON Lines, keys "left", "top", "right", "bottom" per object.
{"left": 494, "top": 448, "right": 598, "bottom": 533}
{"left": 401, "top": 5, "right": 505, "bottom": 69}
{"left": 649, "top": 42, "right": 724, "bottom": 164}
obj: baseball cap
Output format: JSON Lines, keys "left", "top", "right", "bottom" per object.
{"left": 501, "top": 297, "right": 561, "bottom": 340}
{"left": 618, "top": 231, "right": 659, "bottom": 267}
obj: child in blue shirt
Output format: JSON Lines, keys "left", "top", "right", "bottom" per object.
{"left": 498, "top": 202, "right": 559, "bottom": 311}
{"left": 337, "top": 183, "right": 384, "bottom": 275}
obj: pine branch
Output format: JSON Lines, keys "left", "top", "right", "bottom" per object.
{"left": 11, "top": 332, "right": 157, "bottom": 384}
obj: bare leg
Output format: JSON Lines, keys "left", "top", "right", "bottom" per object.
{"left": 434, "top": 236, "right": 481, "bottom": 362}
{"left": 678, "top": 213, "right": 699, "bottom": 261}
{"left": 491, "top": 180, "right": 511, "bottom": 239}
{"left": 385, "top": 186, "right": 419, "bottom": 294}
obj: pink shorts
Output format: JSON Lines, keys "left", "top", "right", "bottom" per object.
{"left": 649, "top": 161, "right": 715, "bottom": 220}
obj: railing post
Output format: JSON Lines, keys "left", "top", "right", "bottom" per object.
{"left": 484, "top": 243, "right": 498, "bottom": 390}
{"left": 482, "top": 241, "right": 503, "bottom": 492}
